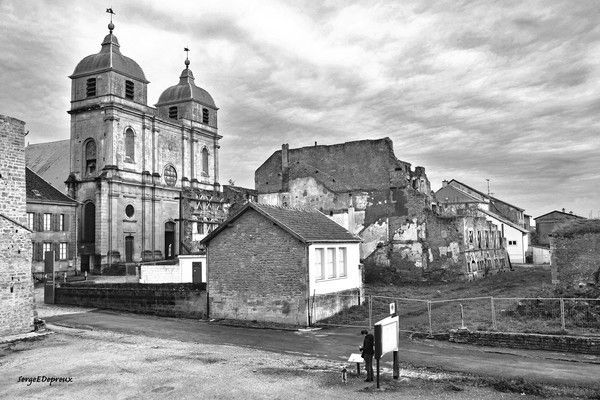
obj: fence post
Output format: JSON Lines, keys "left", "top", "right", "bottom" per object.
{"left": 560, "top": 298, "right": 566, "bottom": 331}
{"left": 368, "top": 295, "right": 372, "bottom": 328}
{"left": 490, "top": 296, "right": 497, "bottom": 330}
{"left": 427, "top": 301, "right": 433, "bottom": 336}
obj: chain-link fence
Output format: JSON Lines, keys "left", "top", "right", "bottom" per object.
{"left": 316, "top": 294, "right": 600, "bottom": 336}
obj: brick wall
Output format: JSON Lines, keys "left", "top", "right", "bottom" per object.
{"left": 207, "top": 209, "right": 308, "bottom": 325}
{"left": 551, "top": 233, "right": 600, "bottom": 288}
{"left": 449, "top": 329, "right": 600, "bottom": 355}
{"left": 0, "top": 114, "right": 34, "bottom": 336}
{"left": 55, "top": 283, "right": 207, "bottom": 318}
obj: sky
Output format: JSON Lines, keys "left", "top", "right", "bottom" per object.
{"left": 1, "top": 0, "right": 599, "bottom": 219}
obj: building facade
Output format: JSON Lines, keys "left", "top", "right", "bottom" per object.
{"left": 65, "top": 22, "right": 226, "bottom": 272}
{"left": 0, "top": 114, "right": 34, "bottom": 336}
{"left": 535, "top": 210, "right": 585, "bottom": 246}
{"left": 26, "top": 168, "right": 77, "bottom": 276}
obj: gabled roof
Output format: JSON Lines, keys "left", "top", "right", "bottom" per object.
{"left": 26, "top": 168, "right": 76, "bottom": 204}
{"left": 479, "top": 209, "right": 529, "bottom": 234}
{"left": 534, "top": 210, "right": 586, "bottom": 221}
{"left": 201, "top": 202, "right": 362, "bottom": 245}
{"left": 446, "top": 179, "right": 524, "bottom": 211}
{"left": 26, "top": 139, "right": 70, "bottom": 193}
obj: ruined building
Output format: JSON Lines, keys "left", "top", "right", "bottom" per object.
{"left": 256, "top": 138, "right": 509, "bottom": 281}
{"left": 0, "top": 115, "right": 34, "bottom": 336}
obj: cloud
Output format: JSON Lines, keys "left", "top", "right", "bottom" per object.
{"left": 1, "top": 0, "right": 599, "bottom": 218}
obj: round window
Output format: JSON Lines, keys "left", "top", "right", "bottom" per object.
{"left": 164, "top": 165, "right": 177, "bottom": 186}
{"left": 125, "top": 204, "right": 135, "bottom": 218}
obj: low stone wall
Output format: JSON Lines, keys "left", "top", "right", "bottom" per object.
{"left": 55, "top": 283, "right": 207, "bottom": 319}
{"left": 312, "top": 288, "right": 362, "bottom": 323}
{"left": 449, "top": 329, "right": 600, "bottom": 355}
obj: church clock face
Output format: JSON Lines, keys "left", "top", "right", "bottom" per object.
{"left": 164, "top": 165, "right": 177, "bottom": 186}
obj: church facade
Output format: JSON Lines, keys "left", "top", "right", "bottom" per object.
{"left": 66, "top": 22, "right": 228, "bottom": 272}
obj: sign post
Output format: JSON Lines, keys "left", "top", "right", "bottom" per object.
{"left": 43, "top": 251, "right": 55, "bottom": 304}
{"left": 374, "top": 314, "right": 400, "bottom": 389}
{"left": 390, "top": 301, "right": 399, "bottom": 379}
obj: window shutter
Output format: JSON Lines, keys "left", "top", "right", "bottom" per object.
{"left": 54, "top": 243, "right": 60, "bottom": 260}
{"left": 68, "top": 242, "right": 75, "bottom": 260}
{"left": 37, "top": 242, "right": 43, "bottom": 261}
{"left": 52, "top": 214, "right": 57, "bottom": 231}
{"left": 64, "top": 214, "right": 70, "bottom": 231}
{"left": 35, "top": 213, "right": 42, "bottom": 231}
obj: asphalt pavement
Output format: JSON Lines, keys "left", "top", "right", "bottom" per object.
{"left": 45, "top": 309, "right": 600, "bottom": 390}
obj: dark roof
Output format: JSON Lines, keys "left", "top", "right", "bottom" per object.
{"left": 479, "top": 209, "right": 529, "bottom": 234}
{"left": 156, "top": 67, "right": 216, "bottom": 108}
{"left": 26, "top": 168, "right": 76, "bottom": 204}
{"left": 446, "top": 179, "right": 524, "bottom": 211}
{"left": 71, "top": 31, "right": 148, "bottom": 83}
{"left": 26, "top": 140, "right": 70, "bottom": 193}
{"left": 534, "top": 210, "right": 586, "bottom": 221}
{"left": 201, "top": 202, "right": 362, "bottom": 245}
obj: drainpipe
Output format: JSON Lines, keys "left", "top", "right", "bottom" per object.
{"left": 306, "top": 244, "right": 311, "bottom": 326}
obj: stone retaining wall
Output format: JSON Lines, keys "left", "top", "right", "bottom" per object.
{"left": 55, "top": 283, "right": 207, "bottom": 319}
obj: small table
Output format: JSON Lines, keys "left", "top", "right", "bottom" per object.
{"left": 348, "top": 353, "right": 363, "bottom": 376}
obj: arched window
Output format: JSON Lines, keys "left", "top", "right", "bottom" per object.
{"left": 125, "top": 129, "right": 134, "bottom": 162}
{"left": 84, "top": 140, "right": 96, "bottom": 176}
{"left": 164, "top": 165, "right": 177, "bottom": 186}
{"left": 202, "top": 147, "right": 209, "bottom": 175}
{"left": 82, "top": 202, "right": 95, "bottom": 243}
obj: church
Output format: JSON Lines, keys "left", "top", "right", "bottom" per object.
{"left": 58, "top": 20, "right": 233, "bottom": 272}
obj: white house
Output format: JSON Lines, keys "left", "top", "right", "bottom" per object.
{"left": 480, "top": 209, "right": 529, "bottom": 264}
{"left": 201, "top": 202, "right": 363, "bottom": 326}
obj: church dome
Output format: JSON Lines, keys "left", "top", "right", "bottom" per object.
{"left": 156, "top": 65, "right": 216, "bottom": 108}
{"left": 70, "top": 25, "right": 148, "bottom": 83}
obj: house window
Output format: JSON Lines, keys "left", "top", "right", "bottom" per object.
{"left": 508, "top": 240, "right": 517, "bottom": 246}
{"left": 164, "top": 165, "right": 177, "bottom": 186}
{"left": 326, "top": 248, "right": 336, "bottom": 278}
{"left": 125, "top": 80, "right": 134, "bottom": 100}
{"left": 315, "top": 248, "right": 325, "bottom": 280}
{"left": 202, "top": 147, "right": 209, "bottom": 175}
{"left": 85, "top": 140, "right": 96, "bottom": 175}
{"left": 468, "top": 230, "right": 473, "bottom": 244}
{"left": 338, "top": 248, "right": 347, "bottom": 277}
{"left": 86, "top": 78, "right": 96, "bottom": 97}
{"left": 59, "top": 243, "right": 68, "bottom": 260}
{"left": 485, "top": 231, "right": 489, "bottom": 248}
{"left": 43, "top": 242, "right": 52, "bottom": 260}
{"left": 477, "top": 231, "right": 481, "bottom": 249}
{"left": 43, "top": 213, "right": 52, "bottom": 231}
{"left": 27, "top": 212, "right": 34, "bottom": 230}
{"left": 58, "top": 214, "right": 65, "bottom": 231}
{"left": 202, "top": 108, "right": 209, "bottom": 124}
{"left": 197, "top": 222, "right": 204, "bottom": 234}
{"left": 169, "top": 106, "right": 178, "bottom": 119}
{"left": 125, "top": 128, "right": 135, "bottom": 161}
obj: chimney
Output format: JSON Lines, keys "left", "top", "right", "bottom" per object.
{"left": 562, "top": 208, "right": 565, "bottom": 213}
{"left": 314, "top": 141, "right": 317, "bottom": 146}
{"left": 281, "top": 143, "right": 289, "bottom": 192}
{"left": 569, "top": 211, "right": 573, "bottom": 214}
{"left": 442, "top": 180, "right": 448, "bottom": 187}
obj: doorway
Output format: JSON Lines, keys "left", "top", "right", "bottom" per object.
{"left": 165, "top": 221, "right": 175, "bottom": 259}
{"left": 192, "top": 262, "right": 203, "bottom": 283}
{"left": 125, "top": 235, "right": 134, "bottom": 262}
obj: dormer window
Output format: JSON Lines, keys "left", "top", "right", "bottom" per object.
{"left": 86, "top": 78, "right": 96, "bottom": 97}
{"left": 125, "top": 80, "right": 134, "bottom": 100}
{"left": 202, "top": 108, "right": 209, "bottom": 124}
{"left": 169, "top": 106, "right": 178, "bottom": 119}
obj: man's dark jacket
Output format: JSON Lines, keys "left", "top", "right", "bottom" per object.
{"left": 361, "top": 333, "right": 374, "bottom": 358}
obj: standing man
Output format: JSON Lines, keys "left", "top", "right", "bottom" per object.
{"left": 360, "top": 329, "right": 374, "bottom": 382}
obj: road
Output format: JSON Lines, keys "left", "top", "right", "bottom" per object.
{"left": 46, "top": 309, "right": 600, "bottom": 390}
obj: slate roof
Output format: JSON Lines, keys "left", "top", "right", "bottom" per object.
{"left": 479, "top": 209, "right": 529, "bottom": 234}
{"left": 201, "top": 202, "right": 362, "bottom": 244}
{"left": 26, "top": 168, "right": 76, "bottom": 204}
{"left": 26, "top": 140, "right": 70, "bottom": 193}
{"left": 534, "top": 210, "right": 586, "bottom": 221}
{"left": 445, "top": 179, "right": 525, "bottom": 211}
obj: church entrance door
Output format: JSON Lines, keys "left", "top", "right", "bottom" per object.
{"left": 165, "top": 222, "right": 175, "bottom": 259}
{"left": 125, "top": 236, "right": 134, "bottom": 263}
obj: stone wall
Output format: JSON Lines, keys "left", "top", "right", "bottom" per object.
{"left": 551, "top": 229, "right": 600, "bottom": 288}
{"left": 449, "top": 329, "right": 600, "bottom": 355}
{"left": 55, "top": 283, "right": 207, "bottom": 318}
{"left": 0, "top": 114, "right": 34, "bottom": 336}
{"left": 207, "top": 209, "right": 308, "bottom": 325}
